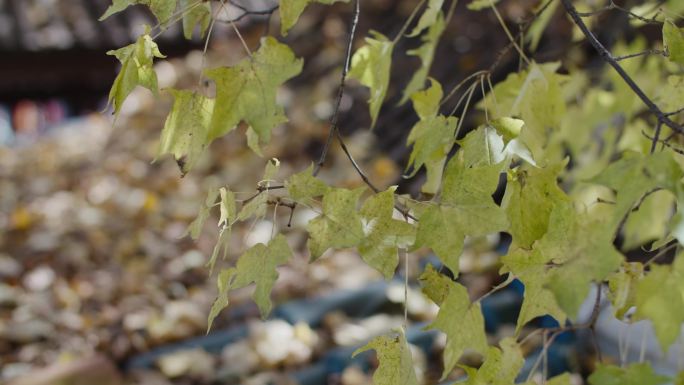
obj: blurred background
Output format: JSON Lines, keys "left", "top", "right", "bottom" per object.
{"left": 2, "top": 0, "right": 674, "bottom": 384}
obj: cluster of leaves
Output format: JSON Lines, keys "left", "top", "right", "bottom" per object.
{"left": 101, "top": 0, "right": 684, "bottom": 383}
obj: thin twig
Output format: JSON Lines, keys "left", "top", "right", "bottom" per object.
{"left": 314, "top": 0, "right": 360, "bottom": 176}
{"left": 614, "top": 49, "right": 666, "bottom": 62}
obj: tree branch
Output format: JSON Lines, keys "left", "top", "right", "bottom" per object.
{"left": 560, "top": 0, "right": 684, "bottom": 153}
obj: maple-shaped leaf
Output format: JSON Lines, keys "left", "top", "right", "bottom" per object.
{"left": 539, "top": 202, "right": 624, "bottom": 319}
{"left": 280, "top": 0, "right": 350, "bottom": 36}
{"left": 157, "top": 89, "right": 214, "bottom": 174}
{"left": 415, "top": 151, "right": 507, "bottom": 275}
{"left": 607, "top": 261, "right": 644, "bottom": 319}
{"left": 634, "top": 254, "right": 684, "bottom": 352}
{"left": 186, "top": 187, "right": 219, "bottom": 240}
{"left": 100, "top": 0, "right": 177, "bottom": 24}
{"left": 353, "top": 328, "right": 419, "bottom": 385}
{"left": 500, "top": 247, "right": 567, "bottom": 333}
{"left": 459, "top": 338, "right": 523, "bottom": 385}
{"left": 285, "top": 164, "right": 330, "bottom": 203}
{"left": 419, "top": 264, "right": 488, "bottom": 379}
{"left": 590, "top": 151, "right": 682, "bottom": 234}
{"left": 205, "top": 37, "right": 303, "bottom": 153}
{"left": 207, "top": 234, "right": 292, "bottom": 330}
{"left": 664, "top": 19, "right": 684, "bottom": 65}
{"left": 401, "top": 12, "right": 445, "bottom": 104}
{"left": 106, "top": 33, "right": 165, "bottom": 118}
{"left": 181, "top": 0, "right": 211, "bottom": 39}
{"left": 349, "top": 31, "right": 394, "bottom": 129}
{"left": 501, "top": 162, "right": 568, "bottom": 249}
{"left": 307, "top": 187, "right": 365, "bottom": 260}
{"left": 405, "top": 79, "right": 458, "bottom": 194}
{"left": 358, "top": 187, "right": 416, "bottom": 280}
{"left": 588, "top": 363, "right": 670, "bottom": 385}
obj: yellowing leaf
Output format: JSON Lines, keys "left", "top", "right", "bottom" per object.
{"left": 181, "top": 0, "right": 211, "bottom": 39}
{"left": 588, "top": 363, "right": 670, "bottom": 385}
{"left": 405, "top": 80, "right": 457, "bottom": 194}
{"left": 358, "top": 187, "right": 416, "bottom": 280}
{"left": 218, "top": 187, "right": 236, "bottom": 228}
{"left": 501, "top": 162, "right": 568, "bottom": 249}
{"left": 467, "top": 0, "right": 501, "bottom": 11}
{"left": 353, "top": 329, "right": 419, "bottom": 385}
{"left": 501, "top": 247, "right": 567, "bottom": 333}
{"left": 540, "top": 202, "right": 624, "bottom": 319}
{"left": 208, "top": 234, "right": 292, "bottom": 330}
{"left": 307, "top": 187, "right": 365, "bottom": 260}
{"left": 459, "top": 338, "right": 524, "bottom": 385}
{"left": 407, "top": 0, "right": 444, "bottom": 37}
{"left": 100, "top": 0, "right": 177, "bottom": 24}
{"left": 401, "top": 13, "right": 446, "bottom": 104}
{"left": 285, "top": 164, "right": 330, "bottom": 202}
{"left": 106, "top": 33, "right": 165, "bottom": 117}
{"left": 349, "top": 31, "right": 394, "bottom": 129}
{"left": 590, "top": 151, "right": 683, "bottom": 232}
{"left": 607, "top": 261, "right": 644, "bottom": 319}
{"left": 280, "top": 0, "right": 350, "bottom": 36}
{"left": 419, "top": 264, "right": 488, "bottom": 379}
{"left": 415, "top": 148, "right": 507, "bottom": 275}
{"left": 205, "top": 37, "right": 303, "bottom": 152}
{"left": 157, "top": 89, "right": 214, "bottom": 174}
{"left": 634, "top": 256, "right": 684, "bottom": 352}
{"left": 664, "top": 19, "right": 684, "bottom": 65}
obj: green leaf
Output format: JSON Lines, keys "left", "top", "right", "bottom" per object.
{"left": 407, "top": 0, "right": 444, "bottom": 37}
{"left": 459, "top": 338, "right": 523, "bottom": 385}
{"left": 607, "top": 261, "right": 644, "bottom": 319}
{"left": 410, "top": 78, "right": 442, "bottom": 120}
{"left": 352, "top": 329, "right": 419, "bottom": 385}
{"left": 664, "top": 19, "right": 684, "bottom": 65}
{"left": 457, "top": 125, "right": 506, "bottom": 167}
{"left": 405, "top": 79, "right": 457, "bottom": 194}
{"left": 237, "top": 192, "right": 268, "bottom": 221}
{"left": 401, "top": 13, "right": 446, "bottom": 104}
{"left": 622, "top": 189, "right": 675, "bottom": 250}
{"left": 262, "top": 158, "right": 280, "bottom": 187}
{"left": 501, "top": 162, "right": 568, "bottom": 249}
{"left": 634, "top": 256, "right": 684, "bottom": 352}
{"left": 157, "top": 89, "right": 214, "bottom": 174}
{"left": 525, "top": 0, "right": 559, "bottom": 52}
{"left": 208, "top": 226, "right": 231, "bottom": 273}
{"left": 100, "top": 0, "right": 177, "bottom": 24}
{"left": 279, "top": 0, "right": 349, "bottom": 36}
{"left": 419, "top": 264, "right": 488, "bottom": 379}
{"left": 181, "top": 0, "right": 211, "bottom": 39}
{"left": 186, "top": 187, "right": 220, "bottom": 240}
{"left": 590, "top": 151, "right": 683, "bottom": 232}
{"left": 307, "top": 187, "right": 365, "bottom": 260}
{"left": 349, "top": 31, "right": 395, "bottom": 129}
{"left": 467, "top": 0, "right": 501, "bottom": 11}
{"left": 285, "top": 164, "right": 330, "bottom": 202}
{"left": 205, "top": 37, "right": 303, "bottom": 152}
{"left": 588, "top": 363, "right": 670, "bottom": 385}
{"left": 501, "top": 247, "right": 567, "bottom": 333}
{"left": 358, "top": 187, "right": 416, "bottom": 280}
{"left": 415, "top": 154, "right": 507, "bottom": 275}
{"left": 540, "top": 202, "right": 624, "bottom": 319}
{"left": 207, "top": 234, "right": 292, "bottom": 330}
{"left": 106, "top": 33, "right": 165, "bottom": 118}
